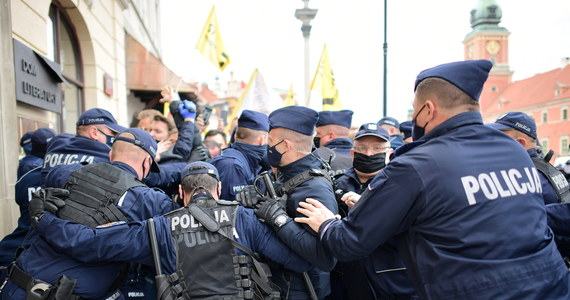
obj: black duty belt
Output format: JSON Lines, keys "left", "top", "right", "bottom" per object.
{"left": 8, "top": 264, "right": 91, "bottom": 300}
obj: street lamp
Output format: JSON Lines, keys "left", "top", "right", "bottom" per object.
{"left": 295, "top": 0, "right": 318, "bottom": 106}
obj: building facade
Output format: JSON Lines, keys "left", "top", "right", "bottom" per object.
{"left": 0, "top": 0, "right": 198, "bottom": 236}
{"left": 464, "top": 0, "right": 570, "bottom": 159}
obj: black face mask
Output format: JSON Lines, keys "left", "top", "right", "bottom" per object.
{"left": 412, "top": 104, "right": 428, "bottom": 141}
{"left": 313, "top": 136, "right": 321, "bottom": 148}
{"left": 353, "top": 152, "right": 387, "bottom": 174}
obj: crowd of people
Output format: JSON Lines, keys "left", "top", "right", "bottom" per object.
{"left": 1, "top": 59, "right": 570, "bottom": 300}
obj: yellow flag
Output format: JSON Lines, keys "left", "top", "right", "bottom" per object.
{"left": 284, "top": 84, "right": 296, "bottom": 106}
{"left": 196, "top": 6, "right": 230, "bottom": 71}
{"left": 309, "top": 44, "right": 342, "bottom": 110}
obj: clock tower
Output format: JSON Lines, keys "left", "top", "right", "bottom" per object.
{"left": 463, "top": 0, "right": 512, "bottom": 110}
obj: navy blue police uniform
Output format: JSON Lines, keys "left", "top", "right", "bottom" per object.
{"left": 399, "top": 121, "right": 413, "bottom": 143}
{"left": 16, "top": 131, "right": 33, "bottom": 179}
{"left": 1, "top": 129, "right": 177, "bottom": 300}
{"left": 268, "top": 106, "right": 338, "bottom": 300}
{"left": 0, "top": 167, "right": 42, "bottom": 266}
{"left": 377, "top": 117, "right": 404, "bottom": 150}
{"left": 40, "top": 108, "right": 127, "bottom": 186}
{"left": 211, "top": 110, "right": 269, "bottom": 200}
{"left": 17, "top": 128, "right": 56, "bottom": 179}
{"left": 31, "top": 162, "right": 312, "bottom": 299}
{"left": 315, "top": 110, "right": 353, "bottom": 172}
{"left": 487, "top": 111, "right": 570, "bottom": 204}
{"left": 314, "top": 60, "right": 570, "bottom": 299}
{"left": 334, "top": 124, "right": 417, "bottom": 300}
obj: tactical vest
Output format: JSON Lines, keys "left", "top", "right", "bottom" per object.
{"left": 162, "top": 199, "right": 278, "bottom": 300}
{"left": 531, "top": 156, "right": 570, "bottom": 203}
{"left": 59, "top": 163, "right": 146, "bottom": 228}
{"left": 278, "top": 169, "right": 334, "bottom": 197}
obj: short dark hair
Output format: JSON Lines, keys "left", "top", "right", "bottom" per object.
{"left": 205, "top": 130, "right": 227, "bottom": 141}
{"left": 416, "top": 77, "right": 479, "bottom": 111}
{"left": 181, "top": 173, "right": 218, "bottom": 192}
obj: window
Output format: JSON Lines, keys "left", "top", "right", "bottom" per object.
{"left": 541, "top": 139, "right": 549, "bottom": 152}
{"left": 562, "top": 138, "right": 569, "bottom": 155}
{"left": 562, "top": 107, "right": 568, "bottom": 121}
{"left": 47, "top": 3, "right": 84, "bottom": 133}
{"left": 542, "top": 111, "right": 548, "bottom": 124}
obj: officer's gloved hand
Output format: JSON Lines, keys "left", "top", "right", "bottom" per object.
{"left": 254, "top": 197, "right": 290, "bottom": 228}
{"left": 236, "top": 186, "right": 263, "bottom": 208}
{"left": 178, "top": 100, "right": 197, "bottom": 121}
{"left": 29, "top": 188, "right": 69, "bottom": 227}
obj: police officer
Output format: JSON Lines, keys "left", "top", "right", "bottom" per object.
{"left": 0, "top": 129, "right": 55, "bottom": 266}
{"left": 29, "top": 162, "right": 313, "bottom": 299}
{"left": 296, "top": 60, "right": 570, "bottom": 299}
{"left": 211, "top": 110, "right": 269, "bottom": 200}
{"left": 377, "top": 116, "right": 404, "bottom": 149}
{"left": 1, "top": 128, "right": 176, "bottom": 300}
{"left": 41, "top": 108, "right": 127, "bottom": 186}
{"left": 314, "top": 110, "right": 354, "bottom": 172}
{"left": 399, "top": 121, "right": 413, "bottom": 144}
{"left": 487, "top": 112, "right": 570, "bottom": 204}
{"left": 17, "top": 128, "right": 56, "bottom": 179}
{"left": 262, "top": 106, "right": 338, "bottom": 299}
{"left": 333, "top": 123, "right": 416, "bottom": 300}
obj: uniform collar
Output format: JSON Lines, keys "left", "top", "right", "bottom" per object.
{"left": 278, "top": 151, "right": 324, "bottom": 182}
{"left": 111, "top": 161, "right": 138, "bottom": 177}
{"left": 527, "top": 148, "right": 538, "bottom": 158}
{"left": 394, "top": 111, "right": 483, "bottom": 158}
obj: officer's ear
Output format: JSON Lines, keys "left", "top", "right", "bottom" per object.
{"left": 516, "top": 137, "right": 527, "bottom": 148}
{"left": 108, "top": 150, "right": 113, "bottom": 161}
{"left": 350, "top": 149, "right": 354, "bottom": 157}
{"left": 217, "top": 182, "right": 222, "bottom": 199}
{"left": 423, "top": 100, "right": 436, "bottom": 122}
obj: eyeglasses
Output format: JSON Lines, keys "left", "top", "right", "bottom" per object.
{"left": 353, "top": 144, "right": 391, "bottom": 152}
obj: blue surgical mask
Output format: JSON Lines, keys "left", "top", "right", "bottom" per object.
{"left": 411, "top": 104, "right": 428, "bottom": 141}
{"left": 267, "top": 139, "right": 286, "bottom": 167}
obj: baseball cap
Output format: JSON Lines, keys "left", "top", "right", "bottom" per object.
{"left": 486, "top": 112, "right": 537, "bottom": 140}
{"left": 355, "top": 123, "right": 390, "bottom": 142}
{"left": 113, "top": 128, "right": 159, "bottom": 173}
{"left": 76, "top": 108, "right": 127, "bottom": 133}
{"left": 181, "top": 161, "right": 220, "bottom": 181}
{"left": 377, "top": 116, "right": 400, "bottom": 128}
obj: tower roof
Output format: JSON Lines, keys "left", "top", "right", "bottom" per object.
{"left": 470, "top": 0, "right": 503, "bottom": 28}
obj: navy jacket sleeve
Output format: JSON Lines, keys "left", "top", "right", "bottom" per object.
{"left": 44, "top": 164, "right": 82, "bottom": 188}
{"left": 118, "top": 186, "right": 177, "bottom": 220}
{"left": 274, "top": 219, "right": 337, "bottom": 271}
{"left": 143, "top": 162, "right": 185, "bottom": 194}
{"left": 172, "top": 121, "right": 195, "bottom": 162}
{"left": 546, "top": 203, "right": 570, "bottom": 249}
{"left": 319, "top": 158, "right": 423, "bottom": 262}
{"left": 212, "top": 157, "right": 249, "bottom": 201}
{"left": 286, "top": 177, "right": 338, "bottom": 233}
{"left": 235, "top": 207, "right": 312, "bottom": 273}
{"left": 36, "top": 213, "right": 177, "bottom": 274}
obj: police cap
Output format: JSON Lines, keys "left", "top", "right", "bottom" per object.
{"left": 20, "top": 131, "right": 33, "bottom": 147}
{"left": 114, "top": 128, "right": 160, "bottom": 173}
{"left": 316, "top": 110, "right": 353, "bottom": 128}
{"left": 76, "top": 108, "right": 127, "bottom": 133}
{"left": 399, "top": 121, "right": 413, "bottom": 140}
{"left": 269, "top": 106, "right": 318, "bottom": 136}
{"left": 414, "top": 59, "right": 493, "bottom": 101}
{"left": 355, "top": 123, "right": 390, "bottom": 142}
{"left": 30, "top": 128, "right": 57, "bottom": 157}
{"left": 181, "top": 161, "right": 220, "bottom": 181}
{"left": 377, "top": 116, "right": 400, "bottom": 128}
{"left": 238, "top": 110, "right": 269, "bottom": 132}
{"left": 487, "top": 112, "right": 537, "bottom": 140}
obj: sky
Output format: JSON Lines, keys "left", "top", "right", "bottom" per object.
{"left": 160, "top": 0, "right": 570, "bottom": 127}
